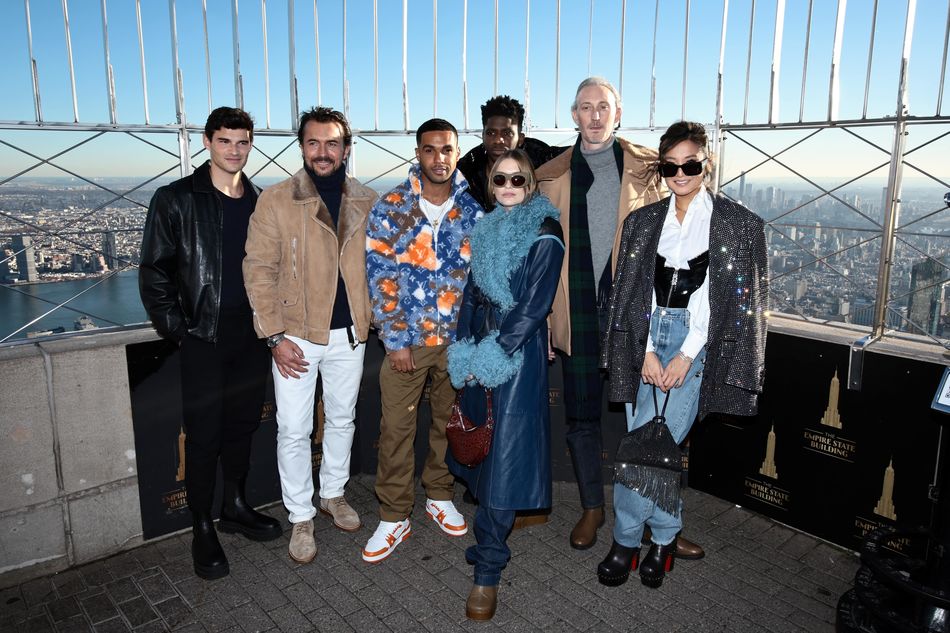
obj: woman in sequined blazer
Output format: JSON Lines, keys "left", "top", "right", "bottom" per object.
{"left": 598, "top": 121, "right": 768, "bottom": 590}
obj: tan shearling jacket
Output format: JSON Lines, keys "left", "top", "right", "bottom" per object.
{"left": 244, "top": 168, "right": 379, "bottom": 344}
{"left": 536, "top": 136, "right": 664, "bottom": 355}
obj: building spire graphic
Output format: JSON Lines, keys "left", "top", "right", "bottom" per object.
{"left": 873, "top": 458, "right": 897, "bottom": 520}
{"left": 820, "top": 370, "right": 843, "bottom": 428}
{"left": 759, "top": 424, "right": 778, "bottom": 479}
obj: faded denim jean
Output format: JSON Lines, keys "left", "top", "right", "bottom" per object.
{"left": 612, "top": 307, "right": 706, "bottom": 549}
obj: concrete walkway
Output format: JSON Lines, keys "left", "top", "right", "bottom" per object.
{"left": 0, "top": 475, "right": 859, "bottom": 632}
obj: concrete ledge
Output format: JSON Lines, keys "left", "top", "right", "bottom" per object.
{"left": 0, "top": 327, "right": 161, "bottom": 586}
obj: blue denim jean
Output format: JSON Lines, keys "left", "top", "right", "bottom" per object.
{"left": 468, "top": 506, "right": 517, "bottom": 586}
{"left": 613, "top": 307, "right": 706, "bottom": 549}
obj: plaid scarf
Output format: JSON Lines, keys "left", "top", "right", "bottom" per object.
{"left": 562, "top": 136, "right": 624, "bottom": 420}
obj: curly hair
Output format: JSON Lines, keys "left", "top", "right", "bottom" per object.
{"left": 480, "top": 95, "right": 526, "bottom": 128}
{"left": 297, "top": 107, "right": 352, "bottom": 146}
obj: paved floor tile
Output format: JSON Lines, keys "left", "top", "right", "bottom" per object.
{"left": 3, "top": 476, "right": 858, "bottom": 632}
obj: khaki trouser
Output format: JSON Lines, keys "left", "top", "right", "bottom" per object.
{"left": 375, "top": 345, "right": 457, "bottom": 521}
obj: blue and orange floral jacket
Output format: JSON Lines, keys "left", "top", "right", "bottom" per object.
{"left": 366, "top": 165, "right": 482, "bottom": 351}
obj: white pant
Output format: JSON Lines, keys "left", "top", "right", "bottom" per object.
{"left": 274, "top": 329, "right": 365, "bottom": 523}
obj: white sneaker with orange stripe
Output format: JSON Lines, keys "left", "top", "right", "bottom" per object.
{"left": 361, "top": 519, "right": 411, "bottom": 563}
{"left": 425, "top": 499, "right": 468, "bottom": 536}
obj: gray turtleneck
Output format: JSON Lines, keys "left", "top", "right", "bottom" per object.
{"left": 580, "top": 139, "right": 621, "bottom": 292}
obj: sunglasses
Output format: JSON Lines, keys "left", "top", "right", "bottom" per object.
{"left": 491, "top": 172, "right": 529, "bottom": 188}
{"left": 658, "top": 159, "right": 706, "bottom": 178}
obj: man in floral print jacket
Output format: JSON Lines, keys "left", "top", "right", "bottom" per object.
{"left": 363, "top": 118, "right": 482, "bottom": 563}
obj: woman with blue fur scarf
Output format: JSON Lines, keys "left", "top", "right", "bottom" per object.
{"left": 447, "top": 148, "right": 564, "bottom": 621}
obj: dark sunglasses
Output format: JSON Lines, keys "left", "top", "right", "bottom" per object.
{"left": 658, "top": 159, "right": 706, "bottom": 178}
{"left": 491, "top": 172, "right": 529, "bottom": 188}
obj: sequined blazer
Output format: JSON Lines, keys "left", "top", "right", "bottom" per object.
{"left": 601, "top": 191, "right": 768, "bottom": 421}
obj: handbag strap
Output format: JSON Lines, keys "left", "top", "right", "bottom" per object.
{"left": 651, "top": 385, "right": 671, "bottom": 419}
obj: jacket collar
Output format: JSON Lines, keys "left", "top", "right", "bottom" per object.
{"left": 535, "top": 135, "right": 657, "bottom": 185}
{"left": 191, "top": 160, "right": 258, "bottom": 197}
{"left": 289, "top": 167, "right": 375, "bottom": 242}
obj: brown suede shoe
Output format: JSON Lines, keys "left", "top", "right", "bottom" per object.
{"left": 512, "top": 510, "right": 550, "bottom": 531}
{"left": 465, "top": 584, "right": 498, "bottom": 621}
{"left": 570, "top": 506, "right": 605, "bottom": 550}
{"left": 642, "top": 528, "right": 706, "bottom": 560}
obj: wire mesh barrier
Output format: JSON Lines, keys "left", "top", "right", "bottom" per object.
{"left": 0, "top": 0, "right": 947, "bottom": 346}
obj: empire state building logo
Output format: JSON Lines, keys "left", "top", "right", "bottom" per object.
{"left": 873, "top": 459, "right": 898, "bottom": 521}
{"left": 759, "top": 424, "right": 778, "bottom": 479}
{"left": 820, "top": 371, "right": 843, "bottom": 428}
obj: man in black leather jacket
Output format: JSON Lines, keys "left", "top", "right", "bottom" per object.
{"left": 457, "top": 95, "right": 566, "bottom": 211}
{"left": 139, "top": 107, "right": 281, "bottom": 580}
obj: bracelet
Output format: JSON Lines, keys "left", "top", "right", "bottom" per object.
{"left": 677, "top": 351, "right": 693, "bottom": 364}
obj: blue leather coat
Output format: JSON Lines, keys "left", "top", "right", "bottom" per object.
{"left": 447, "top": 206, "right": 564, "bottom": 511}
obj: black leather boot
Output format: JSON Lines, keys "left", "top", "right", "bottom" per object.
{"left": 192, "top": 512, "right": 229, "bottom": 580}
{"left": 639, "top": 541, "right": 676, "bottom": 589}
{"left": 597, "top": 541, "right": 640, "bottom": 587}
{"left": 218, "top": 478, "right": 282, "bottom": 541}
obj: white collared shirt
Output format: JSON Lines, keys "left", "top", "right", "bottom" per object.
{"left": 646, "top": 185, "right": 712, "bottom": 359}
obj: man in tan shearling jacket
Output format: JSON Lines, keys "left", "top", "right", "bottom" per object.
{"left": 536, "top": 77, "right": 704, "bottom": 561}
{"left": 244, "top": 107, "right": 378, "bottom": 565}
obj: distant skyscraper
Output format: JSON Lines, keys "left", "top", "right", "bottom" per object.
{"left": 907, "top": 258, "right": 946, "bottom": 337}
{"left": 102, "top": 231, "right": 118, "bottom": 271}
{"left": 12, "top": 235, "right": 38, "bottom": 282}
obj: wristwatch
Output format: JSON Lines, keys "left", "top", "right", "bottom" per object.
{"left": 266, "top": 333, "right": 286, "bottom": 349}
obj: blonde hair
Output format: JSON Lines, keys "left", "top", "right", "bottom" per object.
{"left": 486, "top": 149, "right": 538, "bottom": 203}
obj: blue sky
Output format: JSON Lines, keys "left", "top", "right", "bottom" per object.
{"left": 0, "top": 0, "right": 948, "bottom": 179}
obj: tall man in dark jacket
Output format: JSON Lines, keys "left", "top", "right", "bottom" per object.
{"left": 139, "top": 107, "right": 281, "bottom": 581}
{"left": 457, "top": 95, "right": 565, "bottom": 211}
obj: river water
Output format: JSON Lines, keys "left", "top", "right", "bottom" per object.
{"left": 0, "top": 270, "right": 148, "bottom": 341}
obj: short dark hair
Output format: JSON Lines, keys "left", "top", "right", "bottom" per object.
{"left": 480, "top": 95, "right": 525, "bottom": 128}
{"left": 415, "top": 118, "right": 458, "bottom": 145}
{"left": 657, "top": 120, "right": 714, "bottom": 183}
{"left": 297, "top": 107, "right": 352, "bottom": 146}
{"left": 204, "top": 107, "right": 254, "bottom": 142}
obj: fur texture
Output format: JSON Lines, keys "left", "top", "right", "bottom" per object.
{"left": 469, "top": 194, "right": 560, "bottom": 313}
{"left": 448, "top": 331, "right": 523, "bottom": 389}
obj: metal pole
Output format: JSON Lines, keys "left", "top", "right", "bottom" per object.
{"left": 61, "top": 0, "right": 79, "bottom": 122}
{"left": 937, "top": 2, "right": 950, "bottom": 116}
{"left": 798, "top": 0, "right": 813, "bottom": 122}
{"left": 619, "top": 0, "right": 626, "bottom": 97}
{"left": 100, "top": 0, "right": 117, "bottom": 124}
{"left": 288, "top": 0, "right": 298, "bottom": 130}
{"left": 202, "top": 0, "right": 212, "bottom": 114}
{"left": 135, "top": 0, "right": 149, "bottom": 122}
{"left": 827, "top": 0, "right": 847, "bottom": 122}
{"left": 262, "top": 0, "right": 271, "bottom": 128}
{"left": 682, "top": 0, "right": 691, "bottom": 121}
{"left": 524, "top": 0, "right": 531, "bottom": 125}
{"left": 494, "top": 0, "right": 499, "bottom": 96}
{"left": 555, "top": 0, "right": 560, "bottom": 128}
{"left": 872, "top": 0, "right": 916, "bottom": 338}
{"left": 169, "top": 0, "right": 185, "bottom": 128}
{"left": 373, "top": 0, "right": 379, "bottom": 130}
{"left": 769, "top": 0, "right": 785, "bottom": 124}
{"left": 343, "top": 0, "right": 349, "bottom": 121}
{"left": 714, "top": 0, "right": 729, "bottom": 168}
{"left": 434, "top": 0, "right": 439, "bottom": 115}
{"left": 462, "top": 0, "right": 469, "bottom": 129}
{"left": 742, "top": 0, "right": 756, "bottom": 125}
{"left": 862, "top": 0, "right": 879, "bottom": 119}
{"left": 314, "top": 0, "right": 321, "bottom": 105}
{"left": 231, "top": 0, "right": 243, "bottom": 109}
{"left": 24, "top": 0, "right": 42, "bottom": 123}
{"left": 650, "top": 0, "right": 659, "bottom": 128}
{"left": 587, "top": 0, "right": 593, "bottom": 77}
{"left": 402, "top": 0, "right": 409, "bottom": 130}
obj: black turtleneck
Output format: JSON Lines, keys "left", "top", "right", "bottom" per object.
{"left": 306, "top": 164, "right": 353, "bottom": 330}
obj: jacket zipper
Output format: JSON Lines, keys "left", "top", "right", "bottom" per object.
{"left": 291, "top": 237, "right": 298, "bottom": 279}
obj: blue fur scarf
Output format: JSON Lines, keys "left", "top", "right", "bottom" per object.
{"left": 470, "top": 194, "right": 560, "bottom": 312}
{"left": 447, "top": 194, "right": 559, "bottom": 389}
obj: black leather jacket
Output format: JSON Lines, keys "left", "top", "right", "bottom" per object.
{"left": 139, "top": 161, "right": 260, "bottom": 343}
